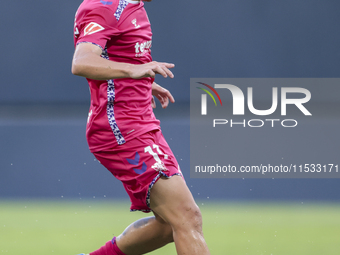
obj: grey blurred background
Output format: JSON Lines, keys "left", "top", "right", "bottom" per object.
{"left": 1, "top": 0, "right": 339, "bottom": 202}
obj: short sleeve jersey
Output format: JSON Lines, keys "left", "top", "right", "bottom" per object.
{"left": 74, "top": 0, "right": 160, "bottom": 152}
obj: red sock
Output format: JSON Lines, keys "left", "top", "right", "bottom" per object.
{"left": 90, "top": 237, "right": 126, "bottom": 255}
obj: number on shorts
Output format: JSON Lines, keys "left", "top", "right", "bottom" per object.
{"left": 144, "top": 145, "right": 168, "bottom": 162}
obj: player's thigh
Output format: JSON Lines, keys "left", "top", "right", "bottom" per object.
{"left": 150, "top": 175, "right": 202, "bottom": 227}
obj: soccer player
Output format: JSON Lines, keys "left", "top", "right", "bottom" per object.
{"left": 72, "top": 0, "right": 210, "bottom": 254}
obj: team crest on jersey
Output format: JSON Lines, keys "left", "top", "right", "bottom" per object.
{"left": 131, "top": 19, "right": 141, "bottom": 29}
{"left": 84, "top": 22, "right": 105, "bottom": 36}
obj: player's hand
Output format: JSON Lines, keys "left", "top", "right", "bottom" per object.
{"left": 151, "top": 82, "right": 175, "bottom": 109}
{"left": 130, "top": 61, "right": 174, "bottom": 79}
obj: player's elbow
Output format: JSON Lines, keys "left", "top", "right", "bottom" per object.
{"left": 71, "top": 60, "right": 84, "bottom": 77}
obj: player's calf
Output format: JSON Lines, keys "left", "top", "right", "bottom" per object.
{"left": 116, "top": 215, "right": 173, "bottom": 255}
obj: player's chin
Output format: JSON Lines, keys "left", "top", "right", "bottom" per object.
{"left": 143, "top": 0, "right": 152, "bottom": 2}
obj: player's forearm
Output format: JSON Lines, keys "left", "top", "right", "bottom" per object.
{"left": 72, "top": 51, "right": 132, "bottom": 80}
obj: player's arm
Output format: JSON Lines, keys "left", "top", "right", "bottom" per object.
{"left": 151, "top": 82, "right": 175, "bottom": 109}
{"left": 72, "top": 43, "right": 175, "bottom": 80}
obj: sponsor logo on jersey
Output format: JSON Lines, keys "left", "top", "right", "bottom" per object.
{"left": 84, "top": 22, "right": 105, "bottom": 36}
{"left": 135, "top": 40, "right": 152, "bottom": 57}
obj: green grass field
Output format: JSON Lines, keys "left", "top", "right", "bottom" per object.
{"left": 1, "top": 200, "right": 340, "bottom": 255}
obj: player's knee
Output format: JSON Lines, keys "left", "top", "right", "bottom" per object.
{"left": 188, "top": 204, "right": 203, "bottom": 231}
{"left": 175, "top": 203, "right": 203, "bottom": 233}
